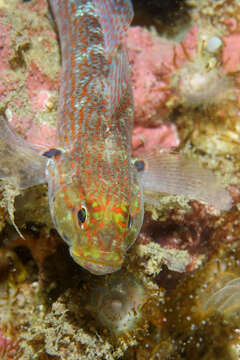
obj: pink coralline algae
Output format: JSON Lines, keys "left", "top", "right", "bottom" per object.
{"left": 0, "top": 0, "right": 59, "bottom": 147}
{"left": 26, "top": 61, "right": 59, "bottom": 111}
{"left": 222, "top": 32, "right": 240, "bottom": 74}
{"left": 0, "top": 329, "right": 18, "bottom": 360}
{"left": 17, "top": 0, "right": 46, "bottom": 13}
{"left": 126, "top": 26, "right": 198, "bottom": 126}
{"left": 132, "top": 124, "right": 179, "bottom": 156}
{"left": 0, "top": 22, "right": 12, "bottom": 75}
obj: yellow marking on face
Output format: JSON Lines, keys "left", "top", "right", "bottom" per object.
{"left": 49, "top": 172, "right": 144, "bottom": 275}
{"left": 92, "top": 201, "right": 98, "bottom": 208}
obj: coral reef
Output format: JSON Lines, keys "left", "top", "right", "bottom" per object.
{"left": 0, "top": 329, "right": 18, "bottom": 360}
{"left": 0, "top": 0, "right": 58, "bottom": 147}
{"left": 1, "top": 0, "right": 240, "bottom": 359}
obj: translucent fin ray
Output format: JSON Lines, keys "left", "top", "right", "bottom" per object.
{"left": 140, "top": 153, "right": 232, "bottom": 211}
{"left": 0, "top": 114, "right": 47, "bottom": 189}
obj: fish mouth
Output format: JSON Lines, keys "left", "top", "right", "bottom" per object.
{"left": 70, "top": 248, "right": 123, "bottom": 275}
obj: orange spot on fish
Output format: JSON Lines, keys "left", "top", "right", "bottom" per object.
{"left": 71, "top": 2, "right": 77, "bottom": 14}
{"left": 112, "top": 206, "right": 125, "bottom": 215}
{"left": 99, "top": 221, "right": 104, "bottom": 229}
{"left": 78, "top": 247, "right": 83, "bottom": 257}
{"left": 90, "top": 218, "right": 97, "bottom": 225}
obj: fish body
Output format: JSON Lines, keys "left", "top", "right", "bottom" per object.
{"left": 0, "top": 0, "right": 232, "bottom": 275}
{"left": 46, "top": 0, "right": 144, "bottom": 275}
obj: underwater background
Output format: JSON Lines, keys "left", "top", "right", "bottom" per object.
{"left": 1, "top": 0, "right": 240, "bottom": 359}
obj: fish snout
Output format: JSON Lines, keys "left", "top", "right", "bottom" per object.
{"left": 70, "top": 246, "right": 124, "bottom": 275}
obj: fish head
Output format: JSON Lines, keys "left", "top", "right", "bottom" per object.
{"left": 47, "top": 164, "right": 144, "bottom": 275}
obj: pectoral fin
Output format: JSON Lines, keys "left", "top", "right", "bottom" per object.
{"left": 0, "top": 114, "right": 47, "bottom": 189}
{"left": 134, "top": 152, "right": 232, "bottom": 211}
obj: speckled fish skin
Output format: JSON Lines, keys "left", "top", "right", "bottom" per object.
{"left": 47, "top": 0, "right": 144, "bottom": 275}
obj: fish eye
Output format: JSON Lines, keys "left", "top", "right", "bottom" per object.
{"left": 128, "top": 214, "right": 132, "bottom": 228}
{"left": 77, "top": 207, "right": 87, "bottom": 224}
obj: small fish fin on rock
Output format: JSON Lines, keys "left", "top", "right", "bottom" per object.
{"left": 0, "top": 113, "right": 47, "bottom": 190}
{"left": 0, "top": 182, "right": 24, "bottom": 239}
{"left": 135, "top": 152, "right": 232, "bottom": 211}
